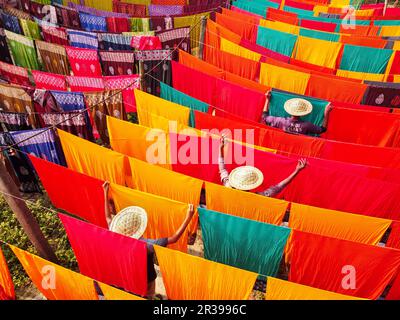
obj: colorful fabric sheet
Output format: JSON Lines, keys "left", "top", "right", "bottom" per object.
{"left": 79, "top": 12, "right": 107, "bottom": 32}
{"left": 65, "top": 47, "right": 102, "bottom": 77}
{"left": 294, "top": 36, "right": 342, "bottom": 69}
{"left": 10, "top": 245, "right": 99, "bottom": 300}
{"left": 107, "top": 116, "right": 171, "bottom": 169}
{"left": 289, "top": 203, "right": 391, "bottom": 246}
{"left": 362, "top": 82, "right": 400, "bottom": 109}
{"left": 36, "top": 41, "right": 70, "bottom": 75}
{"left": 289, "top": 231, "right": 400, "bottom": 299}
{"left": 199, "top": 208, "right": 290, "bottom": 276}
{"left": 67, "top": 29, "right": 98, "bottom": 49}
{"left": 84, "top": 90, "right": 125, "bottom": 144}
{"left": 256, "top": 26, "right": 297, "bottom": 57}
{"left": 0, "top": 246, "right": 14, "bottom": 300}
{"left": 265, "top": 277, "right": 363, "bottom": 300}
{"left": 58, "top": 129, "right": 127, "bottom": 186}
{"left": 4, "top": 30, "right": 39, "bottom": 70}
{"left": 159, "top": 82, "right": 209, "bottom": 127}
{"left": 135, "top": 89, "right": 190, "bottom": 130}
{"left": 59, "top": 214, "right": 147, "bottom": 297}
{"left": 99, "top": 51, "right": 135, "bottom": 76}
{"left": 205, "top": 182, "right": 287, "bottom": 225}
{"left": 29, "top": 155, "right": 107, "bottom": 228}
{"left": 103, "top": 75, "right": 140, "bottom": 113}
{"left": 0, "top": 61, "right": 30, "bottom": 86}
{"left": 10, "top": 128, "right": 65, "bottom": 165}
{"left": 154, "top": 245, "right": 258, "bottom": 300}
{"left": 306, "top": 74, "right": 367, "bottom": 104}
{"left": 110, "top": 183, "right": 189, "bottom": 252}
{"left": 98, "top": 282, "right": 145, "bottom": 300}
{"left": 66, "top": 76, "right": 105, "bottom": 92}
{"left": 31, "top": 71, "right": 67, "bottom": 91}
{"left": 323, "top": 107, "right": 400, "bottom": 147}
{"left": 260, "top": 63, "right": 310, "bottom": 95}
{"left": 268, "top": 90, "right": 328, "bottom": 127}
{"left": 339, "top": 45, "right": 393, "bottom": 74}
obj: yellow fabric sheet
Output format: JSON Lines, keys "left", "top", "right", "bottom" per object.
{"left": 129, "top": 157, "right": 203, "bottom": 234}
{"left": 259, "top": 63, "right": 310, "bottom": 95}
{"left": 266, "top": 277, "right": 365, "bottom": 300}
{"left": 393, "top": 42, "right": 400, "bottom": 51}
{"left": 205, "top": 182, "right": 288, "bottom": 225}
{"left": 294, "top": 36, "right": 342, "bottom": 69}
{"left": 154, "top": 245, "right": 258, "bottom": 300}
{"left": 313, "top": 5, "right": 328, "bottom": 17}
{"left": 220, "top": 38, "right": 261, "bottom": 62}
{"left": 336, "top": 69, "right": 387, "bottom": 82}
{"left": 394, "top": 75, "right": 400, "bottom": 83}
{"left": 107, "top": 116, "right": 171, "bottom": 170}
{"left": 288, "top": 203, "right": 391, "bottom": 245}
{"left": 259, "top": 20, "right": 300, "bottom": 35}
{"left": 0, "top": 246, "right": 14, "bottom": 300}
{"left": 380, "top": 26, "right": 400, "bottom": 37}
{"left": 58, "top": 129, "right": 127, "bottom": 186}
{"left": 135, "top": 89, "right": 190, "bottom": 129}
{"left": 84, "top": 0, "right": 113, "bottom": 11}
{"left": 98, "top": 282, "right": 145, "bottom": 300}
{"left": 10, "top": 245, "right": 98, "bottom": 300}
{"left": 110, "top": 183, "right": 189, "bottom": 252}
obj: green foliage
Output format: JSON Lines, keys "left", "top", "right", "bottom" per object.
{"left": 0, "top": 195, "right": 77, "bottom": 289}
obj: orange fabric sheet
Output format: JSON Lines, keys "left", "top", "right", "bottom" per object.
{"left": 154, "top": 245, "right": 258, "bottom": 300}
{"left": 205, "top": 182, "right": 288, "bottom": 226}
{"left": 58, "top": 129, "right": 128, "bottom": 186}
{"left": 110, "top": 183, "right": 189, "bottom": 252}
{"left": 10, "top": 245, "right": 99, "bottom": 300}
{"left": 107, "top": 116, "right": 171, "bottom": 170}
{"left": 129, "top": 157, "right": 203, "bottom": 234}
{"left": 98, "top": 282, "right": 145, "bottom": 300}
{"left": 215, "top": 13, "right": 258, "bottom": 42}
{"left": 305, "top": 74, "right": 367, "bottom": 104}
{"left": 266, "top": 277, "right": 365, "bottom": 300}
{"left": 340, "top": 34, "right": 387, "bottom": 49}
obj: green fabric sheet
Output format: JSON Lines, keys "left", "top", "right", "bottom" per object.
{"left": 339, "top": 44, "right": 393, "bottom": 74}
{"left": 5, "top": 30, "right": 39, "bottom": 70}
{"left": 199, "top": 208, "right": 291, "bottom": 277}
{"left": 269, "top": 90, "right": 329, "bottom": 127}
{"left": 160, "top": 82, "right": 209, "bottom": 127}
{"left": 256, "top": 26, "right": 298, "bottom": 57}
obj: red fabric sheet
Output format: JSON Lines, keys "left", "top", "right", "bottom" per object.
{"left": 204, "top": 46, "right": 260, "bottom": 82}
{"left": 106, "top": 17, "right": 130, "bottom": 33}
{"left": 172, "top": 61, "right": 266, "bottom": 122}
{"left": 59, "top": 213, "right": 147, "bottom": 296}
{"left": 231, "top": 5, "right": 264, "bottom": 19}
{"left": 389, "top": 51, "right": 400, "bottom": 75}
{"left": 323, "top": 107, "right": 400, "bottom": 148}
{"left": 215, "top": 13, "right": 258, "bottom": 43}
{"left": 300, "top": 19, "right": 337, "bottom": 32}
{"left": 285, "top": 0, "right": 314, "bottom": 10}
{"left": 29, "top": 155, "right": 107, "bottom": 228}
{"left": 31, "top": 70, "right": 67, "bottom": 90}
{"left": 289, "top": 230, "right": 400, "bottom": 299}
{"left": 289, "top": 58, "right": 335, "bottom": 74}
{"left": 171, "top": 128, "right": 400, "bottom": 220}
{"left": 206, "top": 108, "right": 400, "bottom": 172}
{"left": 305, "top": 74, "right": 367, "bottom": 104}
{"left": 331, "top": 101, "right": 391, "bottom": 113}
{"left": 266, "top": 8, "right": 299, "bottom": 25}
{"left": 103, "top": 75, "right": 140, "bottom": 113}
{"left": 198, "top": 109, "right": 400, "bottom": 184}
{"left": 385, "top": 272, "right": 400, "bottom": 300}
{"left": 240, "top": 39, "right": 291, "bottom": 63}
{"left": 65, "top": 46, "right": 102, "bottom": 77}
{"left": 66, "top": 76, "right": 105, "bottom": 92}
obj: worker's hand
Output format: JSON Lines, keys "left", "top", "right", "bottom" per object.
{"left": 102, "top": 181, "right": 110, "bottom": 193}
{"left": 296, "top": 158, "right": 308, "bottom": 171}
{"left": 220, "top": 134, "right": 227, "bottom": 149}
{"left": 325, "top": 103, "right": 333, "bottom": 114}
{"left": 187, "top": 204, "right": 195, "bottom": 217}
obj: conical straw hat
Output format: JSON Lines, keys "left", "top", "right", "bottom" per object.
{"left": 228, "top": 166, "right": 264, "bottom": 191}
{"left": 109, "top": 206, "right": 148, "bottom": 239}
{"left": 284, "top": 98, "right": 313, "bottom": 117}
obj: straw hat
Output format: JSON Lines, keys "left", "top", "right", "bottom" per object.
{"left": 284, "top": 98, "right": 313, "bottom": 117}
{"left": 228, "top": 166, "right": 264, "bottom": 191}
{"left": 109, "top": 206, "right": 148, "bottom": 239}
